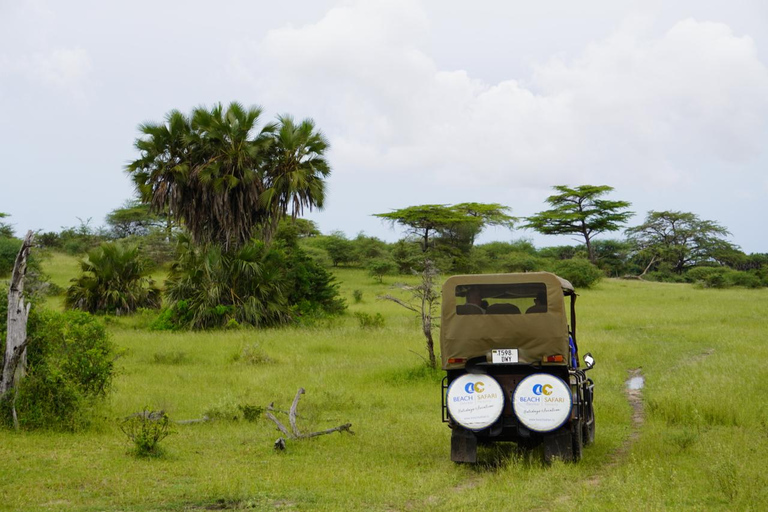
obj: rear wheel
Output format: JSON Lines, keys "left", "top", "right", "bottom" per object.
{"left": 571, "top": 421, "right": 583, "bottom": 461}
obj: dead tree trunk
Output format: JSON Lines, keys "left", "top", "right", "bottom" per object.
{"left": 1, "top": 231, "right": 34, "bottom": 427}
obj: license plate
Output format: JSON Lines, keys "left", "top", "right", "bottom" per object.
{"left": 492, "top": 349, "right": 518, "bottom": 364}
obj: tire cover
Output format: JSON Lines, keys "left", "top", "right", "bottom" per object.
{"left": 512, "top": 373, "right": 572, "bottom": 432}
{"left": 446, "top": 374, "right": 505, "bottom": 431}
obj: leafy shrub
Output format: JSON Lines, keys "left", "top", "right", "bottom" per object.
{"left": 551, "top": 258, "right": 604, "bottom": 288}
{"left": 65, "top": 241, "right": 161, "bottom": 315}
{"left": 0, "top": 236, "right": 21, "bottom": 277}
{"left": 503, "top": 252, "right": 545, "bottom": 273}
{"left": 238, "top": 404, "right": 264, "bottom": 422}
{"left": 354, "top": 311, "right": 385, "bottom": 329}
{"left": 231, "top": 342, "right": 271, "bottom": 365}
{"left": 5, "top": 310, "right": 116, "bottom": 430}
{"left": 204, "top": 400, "right": 264, "bottom": 422}
{"left": 119, "top": 409, "right": 173, "bottom": 456}
{"left": 162, "top": 236, "right": 344, "bottom": 329}
{"left": 353, "top": 290, "right": 363, "bottom": 303}
{"left": 367, "top": 259, "right": 396, "bottom": 283}
{"left": 686, "top": 267, "right": 764, "bottom": 289}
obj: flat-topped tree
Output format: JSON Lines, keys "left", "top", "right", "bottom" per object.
{"left": 626, "top": 210, "right": 734, "bottom": 273}
{"left": 374, "top": 203, "right": 515, "bottom": 253}
{"left": 524, "top": 185, "right": 633, "bottom": 264}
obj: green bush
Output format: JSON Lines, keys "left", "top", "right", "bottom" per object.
{"left": 551, "top": 258, "right": 604, "bottom": 288}
{"left": 0, "top": 236, "right": 21, "bottom": 276}
{"left": 119, "top": 410, "right": 173, "bottom": 456}
{"left": 503, "top": 252, "right": 545, "bottom": 273}
{"left": 354, "top": 311, "right": 385, "bottom": 329}
{"left": 686, "top": 267, "right": 764, "bottom": 289}
{"left": 367, "top": 259, "right": 396, "bottom": 283}
{"left": 4, "top": 310, "right": 116, "bottom": 430}
{"left": 65, "top": 241, "right": 161, "bottom": 315}
{"left": 353, "top": 290, "right": 363, "bottom": 303}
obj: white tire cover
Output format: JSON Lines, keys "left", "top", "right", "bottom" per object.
{"left": 446, "top": 374, "right": 505, "bottom": 431}
{"left": 512, "top": 373, "right": 572, "bottom": 432}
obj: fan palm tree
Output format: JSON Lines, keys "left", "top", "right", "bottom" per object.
{"left": 260, "top": 115, "right": 331, "bottom": 243}
{"left": 127, "top": 102, "right": 276, "bottom": 251}
{"left": 65, "top": 242, "right": 160, "bottom": 315}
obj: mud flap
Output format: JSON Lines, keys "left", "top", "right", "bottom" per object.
{"left": 543, "top": 427, "right": 574, "bottom": 464}
{"left": 451, "top": 428, "right": 477, "bottom": 463}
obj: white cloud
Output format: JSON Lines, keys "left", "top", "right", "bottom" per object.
{"left": 233, "top": 2, "right": 768, "bottom": 196}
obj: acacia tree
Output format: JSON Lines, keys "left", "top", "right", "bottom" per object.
{"left": 374, "top": 203, "right": 515, "bottom": 253}
{"left": 626, "top": 211, "right": 734, "bottom": 273}
{"left": 524, "top": 185, "right": 633, "bottom": 263}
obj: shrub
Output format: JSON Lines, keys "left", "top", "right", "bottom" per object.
{"left": 162, "top": 236, "right": 345, "bottom": 329}
{"left": 65, "top": 241, "right": 161, "bottom": 315}
{"left": 354, "top": 311, "right": 385, "bottom": 329}
{"left": 503, "top": 252, "right": 545, "bottom": 273}
{"left": 352, "top": 290, "right": 363, "bottom": 303}
{"left": 119, "top": 409, "right": 174, "bottom": 456}
{"left": 231, "top": 342, "right": 271, "bottom": 365}
{"left": 4, "top": 310, "right": 116, "bottom": 430}
{"left": 551, "top": 258, "right": 604, "bottom": 288}
{"left": 0, "top": 236, "right": 21, "bottom": 277}
{"left": 367, "top": 259, "right": 396, "bottom": 283}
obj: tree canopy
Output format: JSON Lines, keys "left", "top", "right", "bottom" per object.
{"left": 126, "top": 102, "right": 329, "bottom": 251}
{"left": 524, "top": 185, "right": 633, "bottom": 263}
{"left": 374, "top": 203, "right": 515, "bottom": 253}
{"left": 626, "top": 210, "right": 735, "bottom": 273}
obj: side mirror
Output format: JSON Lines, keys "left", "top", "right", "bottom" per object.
{"left": 583, "top": 352, "right": 595, "bottom": 370}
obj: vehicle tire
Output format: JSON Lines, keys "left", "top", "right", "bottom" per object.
{"left": 582, "top": 397, "right": 596, "bottom": 446}
{"left": 571, "top": 421, "right": 583, "bottom": 462}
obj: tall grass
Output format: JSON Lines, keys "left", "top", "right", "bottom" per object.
{"left": 1, "top": 255, "right": 766, "bottom": 511}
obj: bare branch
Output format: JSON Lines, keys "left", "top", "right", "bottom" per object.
{"left": 266, "top": 412, "right": 293, "bottom": 438}
{"left": 377, "top": 294, "right": 419, "bottom": 313}
{"left": 289, "top": 388, "right": 305, "bottom": 438}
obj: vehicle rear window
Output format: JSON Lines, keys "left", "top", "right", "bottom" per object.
{"left": 455, "top": 283, "right": 548, "bottom": 315}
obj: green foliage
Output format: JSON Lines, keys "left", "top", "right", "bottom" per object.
{"left": 127, "top": 103, "right": 330, "bottom": 249}
{"left": 161, "top": 236, "right": 344, "bottom": 329}
{"left": 391, "top": 239, "right": 419, "bottom": 273}
{"left": 65, "top": 241, "right": 161, "bottom": 315}
{"left": 685, "top": 267, "right": 764, "bottom": 289}
{"left": 354, "top": 311, "right": 385, "bottom": 329}
{"left": 119, "top": 410, "right": 174, "bottom": 456}
{"left": 525, "top": 185, "right": 633, "bottom": 262}
{"left": 352, "top": 289, "right": 363, "bottom": 303}
{"left": 321, "top": 231, "right": 356, "bottom": 266}
{"left": 551, "top": 258, "right": 604, "bottom": 288}
{"left": 6, "top": 310, "right": 115, "bottom": 430}
{"left": 283, "top": 244, "right": 346, "bottom": 318}
{"left": 374, "top": 203, "right": 515, "bottom": 256}
{"left": 0, "top": 236, "right": 21, "bottom": 276}
{"left": 367, "top": 258, "right": 396, "bottom": 283}
{"left": 231, "top": 342, "right": 271, "bottom": 365}
{"left": 0, "top": 212, "right": 13, "bottom": 238}
{"left": 626, "top": 210, "right": 735, "bottom": 273}
{"left": 106, "top": 199, "right": 166, "bottom": 238}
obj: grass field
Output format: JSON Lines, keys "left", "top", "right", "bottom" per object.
{"left": 1, "top": 255, "right": 767, "bottom": 511}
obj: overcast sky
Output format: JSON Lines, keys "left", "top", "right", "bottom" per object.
{"left": 2, "top": 0, "right": 767, "bottom": 252}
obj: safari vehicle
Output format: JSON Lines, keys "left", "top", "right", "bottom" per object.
{"left": 440, "top": 272, "right": 595, "bottom": 463}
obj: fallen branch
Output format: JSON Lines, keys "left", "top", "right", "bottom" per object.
{"left": 266, "top": 388, "right": 354, "bottom": 448}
